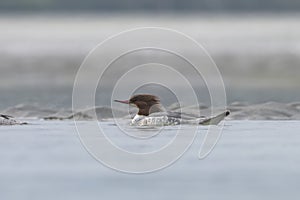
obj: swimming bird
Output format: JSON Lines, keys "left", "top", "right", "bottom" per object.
{"left": 0, "top": 114, "right": 27, "bottom": 125}
{"left": 114, "top": 94, "right": 230, "bottom": 126}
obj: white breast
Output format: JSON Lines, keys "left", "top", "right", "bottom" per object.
{"left": 130, "top": 114, "right": 180, "bottom": 126}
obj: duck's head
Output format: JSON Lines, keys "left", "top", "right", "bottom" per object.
{"left": 114, "top": 94, "right": 163, "bottom": 116}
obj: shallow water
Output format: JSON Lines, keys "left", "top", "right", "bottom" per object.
{"left": 0, "top": 120, "right": 300, "bottom": 200}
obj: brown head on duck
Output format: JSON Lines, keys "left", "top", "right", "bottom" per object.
{"left": 114, "top": 94, "right": 164, "bottom": 116}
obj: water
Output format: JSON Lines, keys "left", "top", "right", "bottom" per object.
{"left": 1, "top": 14, "right": 300, "bottom": 111}
{"left": 1, "top": 87, "right": 300, "bottom": 111}
{"left": 0, "top": 120, "right": 300, "bottom": 200}
{"left": 1, "top": 13, "right": 300, "bottom": 200}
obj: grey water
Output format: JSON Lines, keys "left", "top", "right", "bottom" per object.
{"left": 1, "top": 14, "right": 300, "bottom": 118}
{"left": 1, "top": 87, "right": 300, "bottom": 111}
{"left": 0, "top": 120, "right": 300, "bottom": 200}
{"left": 1, "top": 14, "right": 300, "bottom": 111}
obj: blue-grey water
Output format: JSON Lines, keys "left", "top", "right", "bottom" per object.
{"left": 1, "top": 14, "right": 300, "bottom": 111}
{"left": 1, "top": 13, "right": 300, "bottom": 200}
{"left": 0, "top": 120, "right": 300, "bottom": 200}
{"left": 1, "top": 87, "right": 300, "bottom": 111}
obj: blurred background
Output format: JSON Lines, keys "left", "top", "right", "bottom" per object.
{"left": 1, "top": 0, "right": 300, "bottom": 110}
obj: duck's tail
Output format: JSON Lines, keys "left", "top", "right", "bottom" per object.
{"left": 199, "top": 110, "right": 230, "bottom": 125}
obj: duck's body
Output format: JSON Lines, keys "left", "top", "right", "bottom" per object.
{"left": 130, "top": 113, "right": 180, "bottom": 126}
{"left": 0, "top": 114, "right": 27, "bottom": 125}
{"left": 130, "top": 111, "right": 229, "bottom": 126}
{"left": 115, "top": 94, "right": 230, "bottom": 126}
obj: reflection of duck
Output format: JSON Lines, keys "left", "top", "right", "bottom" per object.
{"left": 114, "top": 94, "right": 230, "bottom": 126}
{"left": 0, "top": 114, "right": 27, "bottom": 125}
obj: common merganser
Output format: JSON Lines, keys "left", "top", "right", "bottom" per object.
{"left": 114, "top": 94, "right": 230, "bottom": 126}
{"left": 0, "top": 114, "right": 27, "bottom": 125}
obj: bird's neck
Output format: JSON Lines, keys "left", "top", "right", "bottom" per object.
{"left": 137, "top": 103, "right": 165, "bottom": 116}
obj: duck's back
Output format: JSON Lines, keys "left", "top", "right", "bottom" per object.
{"left": 0, "top": 115, "right": 26, "bottom": 125}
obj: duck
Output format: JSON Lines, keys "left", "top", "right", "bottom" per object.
{"left": 114, "top": 94, "right": 230, "bottom": 126}
{"left": 0, "top": 114, "right": 27, "bottom": 125}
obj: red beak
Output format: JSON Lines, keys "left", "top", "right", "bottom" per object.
{"left": 114, "top": 99, "right": 130, "bottom": 104}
